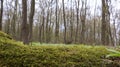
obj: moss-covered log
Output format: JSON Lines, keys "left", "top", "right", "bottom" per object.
{"left": 0, "top": 31, "right": 118, "bottom": 67}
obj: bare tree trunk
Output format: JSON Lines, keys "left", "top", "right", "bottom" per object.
{"left": 75, "top": 0, "right": 80, "bottom": 43}
{"left": 46, "top": 10, "right": 49, "bottom": 43}
{"left": 0, "top": 0, "right": 3, "bottom": 30}
{"left": 21, "top": 0, "right": 29, "bottom": 44}
{"left": 39, "top": 22, "right": 42, "bottom": 43}
{"left": 80, "top": 0, "right": 87, "bottom": 44}
{"left": 101, "top": 0, "right": 107, "bottom": 45}
{"left": 39, "top": 10, "right": 45, "bottom": 43}
{"left": 29, "top": 0, "right": 35, "bottom": 43}
{"left": 70, "top": 0, "right": 73, "bottom": 43}
{"left": 48, "top": 9, "right": 52, "bottom": 43}
{"left": 42, "top": 13, "right": 45, "bottom": 43}
{"left": 118, "top": 30, "right": 120, "bottom": 45}
{"left": 5, "top": 10, "right": 10, "bottom": 34}
{"left": 113, "top": 19, "right": 117, "bottom": 46}
{"left": 93, "top": 0, "right": 97, "bottom": 45}
{"left": 62, "top": 0, "right": 67, "bottom": 43}
{"left": 107, "top": 0, "right": 114, "bottom": 46}
{"left": 55, "top": 0, "right": 59, "bottom": 43}
{"left": 11, "top": 0, "right": 18, "bottom": 39}
{"left": 101, "top": 0, "right": 109, "bottom": 45}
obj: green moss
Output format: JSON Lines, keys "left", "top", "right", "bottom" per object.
{"left": 0, "top": 31, "right": 12, "bottom": 39}
{"left": 0, "top": 31, "right": 112, "bottom": 67}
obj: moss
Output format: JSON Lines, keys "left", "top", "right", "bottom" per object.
{"left": 0, "top": 31, "right": 12, "bottom": 39}
{"left": 0, "top": 31, "right": 114, "bottom": 67}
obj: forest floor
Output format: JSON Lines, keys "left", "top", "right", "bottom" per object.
{"left": 0, "top": 31, "right": 120, "bottom": 67}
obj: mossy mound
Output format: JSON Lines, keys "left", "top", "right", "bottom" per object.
{"left": 0, "top": 31, "right": 112, "bottom": 67}
{"left": 0, "top": 31, "right": 12, "bottom": 39}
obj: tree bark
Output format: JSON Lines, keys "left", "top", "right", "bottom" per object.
{"left": 70, "top": 0, "right": 73, "bottom": 43}
{"left": 55, "top": 0, "right": 59, "bottom": 43}
{"left": 80, "top": 0, "right": 87, "bottom": 44}
{"left": 21, "top": 0, "right": 29, "bottom": 44}
{"left": 75, "top": 0, "right": 80, "bottom": 43}
{"left": 46, "top": 10, "right": 49, "bottom": 43}
{"left": 62, "top": 0, "right": 67, "bottom": 43}
{"left": 101, "top": 0, "right": 109, "bottom": 45}
{"left": 0, "top": 0, "right": 3, "bottom": 30}
{"left": 11, "top": 0, "right": 18, "bottom": 39}
{"left": 29, "top": 0, "right": 35, "bottom": 43}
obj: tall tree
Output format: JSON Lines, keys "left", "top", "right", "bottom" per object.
{"left": 80, "top": 0, "right": 87, "bottom": 44}
{"left": 101, "top": 0, "right": 109, "bottom": 45}
{"left": 11, "top": 0, "right": 18, "bottom": 38}
{"left": 21, "top": 0, "right": 29, "bottom": 44}
{"left": 29, "top": 0, "right": 35, "bottom": 43}
{"left": 0, "top": 0, "right": 3, "bottom": 30}
{"left": 55, "top": 0, "right": 59, "bottom": 43}
{"left": 70, "top": 0, "right": 74, "bottom": 43}
{"left": 93, "top": 0, "right": 97, "bottom": 45}
{"left": 39, "top": 9, "right": 45, "bottom": 43}
{"left": 62, "top": 0, "right": 67, "bottom": 43}
{"left": 75, "top": 0, "right": 80, "bottom": 43}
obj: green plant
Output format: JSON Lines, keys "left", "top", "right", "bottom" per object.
{"left": 106, "top": 49, "right": 120, "bottom": 58}
{"left": 0, "top": 31, "right": 111, "bottom": 67}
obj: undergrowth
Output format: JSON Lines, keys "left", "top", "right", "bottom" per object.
{"left": 0, "top": 31, "right": 118, "bottom": 67}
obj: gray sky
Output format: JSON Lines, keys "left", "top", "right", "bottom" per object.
{"left": 3, "top": 0, "right": 120, "bottom": 18}
{"left": 59, "top": 0, "right": 120, "bottom": 15}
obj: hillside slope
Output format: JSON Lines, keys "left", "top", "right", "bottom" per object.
{"left": 0, "top": 31, "right": 114, "bottom": 67}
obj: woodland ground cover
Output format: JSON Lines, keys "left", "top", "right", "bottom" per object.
{"left": 0, "top": 31, "right": 120, "bottom": 67}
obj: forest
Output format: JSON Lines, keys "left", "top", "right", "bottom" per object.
{"left": 0, "top": 0, "right": 120, "bottom": 67}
